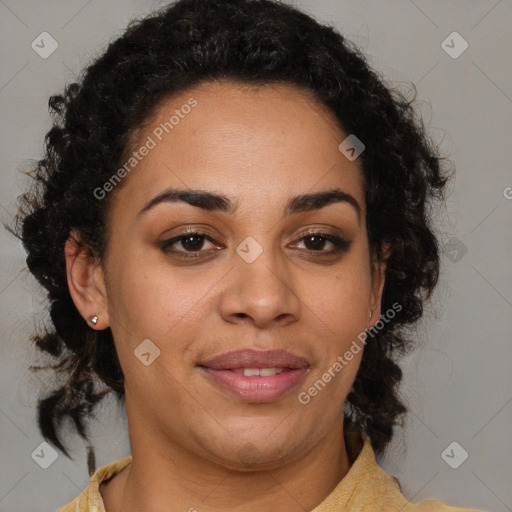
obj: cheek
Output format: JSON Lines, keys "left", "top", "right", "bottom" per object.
{"left": 107, "top": 250, "right": 218, "bottom": 345}
{"left": 106, "top": 259, "right": 205, "bottom": 396}
{"left": 312, "top": 265, "right": 372, "bottom": 340}
{"left": 302, "top": 259, "right": 371, "bottom": 395}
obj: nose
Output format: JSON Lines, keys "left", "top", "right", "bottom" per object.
{"left": 218, "top": 246, "right": 301, "bottom": 329}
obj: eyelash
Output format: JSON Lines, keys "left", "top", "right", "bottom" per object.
{"left": 160, "top": 229, "right": 352, "bottom": 259}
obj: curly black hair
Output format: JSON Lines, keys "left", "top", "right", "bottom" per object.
{"left": 8, "top": 0, "right": 450, "bottom": 463}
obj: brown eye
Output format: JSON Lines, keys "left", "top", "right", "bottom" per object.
{"left": 160, "top": 230, "right": 351, "bottom": 260}
{"left": 161, "top": 231, "right": 218, "bottom": 257}
{"left": 179, "top": 234, "right": 206, "bottom": 251}
{"left": 292, "top": 232, "right": 352, "bottom": 255}
{"left": 303, "top": 234, "right": 328, "bottom": 251}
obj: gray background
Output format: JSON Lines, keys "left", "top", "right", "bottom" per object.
{"left": 1, "top": 1, "right": 511, "bottom": 511}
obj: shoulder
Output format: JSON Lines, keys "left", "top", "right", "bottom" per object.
{"left": 377, "top": 456, "right": 486, "bottom": 512}
{"left": 57, "top": 455, "right": 132, "bottom": 512}
{"left": 376, "top": 466, "right": 486, "bottom": 511}
{"left": 315, "top": 431, "right": 486, "bottom": 512}
{"left": 377, "top": 454, "right": 486, "bottom": 511}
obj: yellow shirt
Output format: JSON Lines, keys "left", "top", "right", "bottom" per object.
{"left": 57, "top": 433, "right": 484, "bottom": 512}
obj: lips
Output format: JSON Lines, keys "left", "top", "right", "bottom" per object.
{"left": 198, "top": 349, "right": 310, "bottom": 402}
{"left": 200, "top": 349, "right": 310, "bottom": 370}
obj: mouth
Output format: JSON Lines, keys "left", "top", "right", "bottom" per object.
{"left": 197, "top": 349, "right": 310, "bottom": 403}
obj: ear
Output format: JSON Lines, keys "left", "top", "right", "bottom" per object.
{"left": 64, "top": 229, "right": 109, "bottom": 329}
{"left": 368, "top": 242, "right": 391, "bottom": 328}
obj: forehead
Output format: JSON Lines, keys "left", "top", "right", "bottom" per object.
{"left": 110, "top": 80, "right": 365, "bottom": 219}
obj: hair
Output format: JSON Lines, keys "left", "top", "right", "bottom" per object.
{"left": 9, "top": 0, "right": 450, "bottom": 463}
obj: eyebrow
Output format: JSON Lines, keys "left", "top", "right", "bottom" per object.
{"left": 136, "top": 187, "right": 361, "bottom": 222}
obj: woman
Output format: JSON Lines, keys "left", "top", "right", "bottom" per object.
{"left": 11, "top": 0, "right": 484, "bottom": 510}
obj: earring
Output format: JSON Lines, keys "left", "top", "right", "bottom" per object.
{"left": 90, "top": 316, "right": 98, "bottom": 326}
{"left": 366, "top": 310, "right": 373, "bottom": 330}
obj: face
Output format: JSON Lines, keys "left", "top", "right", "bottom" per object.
{"left": 70, "top": 80, "right": 387, "bottom": 470}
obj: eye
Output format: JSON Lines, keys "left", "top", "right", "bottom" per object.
{"left": 291, "top": 231, "right": 352, "bottom": 256}
{"left": 160, "top": 230, "right": 220, "bottom": 258}
{"left": 160, "top": 229, "right": 352, "bottom": 259}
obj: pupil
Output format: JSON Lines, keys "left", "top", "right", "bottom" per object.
{"left": 306, "top": 235, "right": 324, "bottom": 250}
{"left": 183, "top": 235, "right": 203, "bottom": 251}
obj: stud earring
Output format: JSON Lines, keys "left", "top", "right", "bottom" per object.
{"left": 90, "top": 316, "right": 98, "bottom": 326}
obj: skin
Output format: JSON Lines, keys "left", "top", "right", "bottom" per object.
{"left": 65, "top": 80, "right": 389, "bottom": 512}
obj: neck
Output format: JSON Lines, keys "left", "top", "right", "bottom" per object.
{"left": 101, "top": 417, "right": 355, "bottom": 512}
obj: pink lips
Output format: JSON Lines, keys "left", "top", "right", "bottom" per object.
{"left": 198, "top": 349, "right": 310, "bottom": 402}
